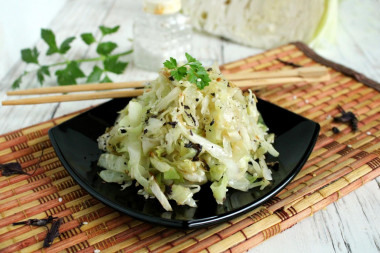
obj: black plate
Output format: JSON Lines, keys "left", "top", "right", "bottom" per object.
{"left": 49, "top": 98, "right": 319, "bottom": 228}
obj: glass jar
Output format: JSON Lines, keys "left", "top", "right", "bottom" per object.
{"left": 133, "top": 0, "right": 192, "bottom": 71}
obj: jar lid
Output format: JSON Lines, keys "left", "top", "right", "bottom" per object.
{"left": 143, "top": 0, "right": 181, "bottom": 15}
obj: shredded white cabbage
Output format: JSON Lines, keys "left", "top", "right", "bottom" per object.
{"left": 97, "top": 65, "right": 279, "bottom": 211}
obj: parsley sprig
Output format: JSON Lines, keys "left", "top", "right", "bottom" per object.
{"left": 163, "top": 53, "right": 211, "bottom": 90}
{"left": 12, "top": 25, "right": 132, "bottom": 89}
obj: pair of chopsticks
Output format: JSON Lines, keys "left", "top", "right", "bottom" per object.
{"left": 2, "top": 66, "right": 329, "bottom": 105}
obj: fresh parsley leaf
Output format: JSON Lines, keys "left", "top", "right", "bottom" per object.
{"left": 163, "top": 57, "right": 177, "bottom": 69}
{"left": 103, "top": 55, "right": 128, "bottom": 74}
{"left": 11, "top": 25, "right": 131, "bottom": 89}
{"left": 12, "top": 75, "right": 23, "bottom": 89}
{"left": 187, "top": 68, "right": 198, "bottom": 84}
{"left": 86, "top": 65, "right": 103, "bottom": 83}
{"left": 197, "top": 74, "right": 211, "bottom": 89}
{"left": 41, "top": 29, "right": 59, "bottom": 55}
{"left": 100, "top": 74, "right": 112, "bottom": 83}
{"left": 163, "top": 53, "right": 211, "bottom": 89}
{"left": 37, "top": 66, "right": 50, "bottom": 85}
{"left": 178, "top": 66, "right": 187, "bottom": 75}
{"left": 195, "top": 67, "right": 208, "bottom": 76}
{"left": 55, "top": 61, "right": 85, "bottom": 85}
{"left": 170, "top": 66, "right": 187, "bottom": 81}
{"left": 185, "top": 52, "right": 196, "bottom": 63}
{"left": 96, "top": 42, "right": 117, "bottom": 56}
{"left": 99, "top": 25, "right": 120, "bottom": 36}
{"left": 21, "top": 47, "right": 39, "bottom": 64}
{"left": 170, "top": 70, "right": 182, "bottom": 81}
{"left": 80, "top": 33, "right": 96, "bottom": 45}
{"left": 59, "top": 37, "right": 75, "bottom": 54}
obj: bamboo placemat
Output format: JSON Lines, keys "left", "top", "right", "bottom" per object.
{"left": 0, "top": 42, "right": 379, "bottom": 253}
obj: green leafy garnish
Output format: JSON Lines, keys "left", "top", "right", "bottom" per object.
{"left": 37, "top": 66, "right": 50, "bottom": 85}
{"left": 80, "top": 33, "right": 96, "bottom": 45}
{"left": 12, "top": 75, "right": 24, "bottom": 89}
{"left": 86, "top": 65, "right": 103, "bottom": 83}
{"left": 21, "top": 47, "right": 39, "bottom": 64}
{"left": 100, "top": 74, "right": 112, "bottom": 83}
{"left": 103, "top": 55, "right": 128, "bottom": 74}
{"left": 163, "top": 53, "right": 211, "bottom": 90}
{"left": 99, "top": 25, "right": 120, "bottom": 36}
{"left": 185, "top": 53, "right": 196, "bottom": 63}
{"left": 55, "top": 61, "right": 85, "bottom": 86}
{"left": 163, "top": 57, "right": 177, "bottom": 69}
{"left": 41, "top": 29, "right": 60, "bottom": 55}
{"left": 96, "top": 42, "right": 117, "bottom": 56}
{"left": 59, "top": 37, "right": 76, "bottom": 54}
{"left": 11, "top": 25, "right": 132, "bottom": 89}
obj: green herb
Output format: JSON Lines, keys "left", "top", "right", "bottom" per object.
{"left": 86, "top": 65, "right": 103, "bottom": 83}
{"left": 55, "top": 61, "right": 85, "bottom": 86}
{"left": 12, "top": 25, "right": 132, "bottom": 89}
{"left": 163, "top": 53, "right": 211, "bottom": 90}
{"left": 99, "top": 25, "right": 120, "bottom": 35}
{"left": 103, "top": 55, "right": 128, "bottom": 74}
{"left": 21, "top": 47, "right": 39, "bottom": 64}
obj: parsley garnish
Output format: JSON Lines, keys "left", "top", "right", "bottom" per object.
{"left": 12, "top": 25, "right": 132, "bottom": 89}
{"left": 163, "top": 53, "right": 211, "bottom": 90}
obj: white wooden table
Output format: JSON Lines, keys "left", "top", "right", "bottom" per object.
{"left": 1, "top": 1, "right": 379, "bottom": 252}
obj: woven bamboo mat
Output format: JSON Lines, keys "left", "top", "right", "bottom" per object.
{"left": 0, "top": 42, "right": 379, "bottom": 253}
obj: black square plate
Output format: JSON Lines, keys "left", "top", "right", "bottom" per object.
{"left": 49, "top": 98, "right": 319, "bottom": 228}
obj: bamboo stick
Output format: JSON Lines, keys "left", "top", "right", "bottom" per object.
{"left": 6, "top": 81, "right": 146, "bottom": 96}
{"left": 5, "top": 66, "right": 328, "bottom": 96}
{"left": 1, "top": 89, "right": 145, "bottom": 106}
{"left": 223, "top": 66, "right": 328, "bottom": 81}
{"left": 2, "top": 74, "right": 330, "bottom": 106}
{"left": 234, "top": 74, "right": 330, "bottom": 89}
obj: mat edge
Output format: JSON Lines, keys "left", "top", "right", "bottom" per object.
{"left": 291, "top": 41, "right": 380, "bottom": 91}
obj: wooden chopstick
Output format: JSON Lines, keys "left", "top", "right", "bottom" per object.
{"left": 234, "top": 74, "right": 331, "bottom": 89}
{"left": 223, "top": 66, "right": 328, "bottom": 81}
{"left": 2, "top": 75, "right": 329, "bottom": 105}
{"left": 6, "top": 80, "right": 146, "bottom": 96}
{"left": 2, "top": 66, "right": 330, "bottom": 105}
{"left": 2, "top": 89, "right": 145, "bottom": 105}
{"left": 6, "top": 66, "right": 328, "bottom": 96}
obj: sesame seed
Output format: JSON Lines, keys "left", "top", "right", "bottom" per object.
{"left": 305, "top": 99, "right": 309, "bottom": 104}
{"left": 197, "top": 78, "right": 201, "bottom": 82}
{"left": 292, "top": 95, "right": 297, "bottom": 100}
{"left": 347, "top": 144, "right": 352, "bottom": 148}
{"left": 366, "top": 131, "right": 371, "bottom": 135}
{"left": 94, "top": 250, "right": 101, "bottom": 253}
{"left": 58, "top": 197, "right": 63, "bottom": 202}
{"left": 82, "top": 221, "right": 88, "bottom": 225}
{"left": 326, "top": 115, "right": 332, "bottom": 120}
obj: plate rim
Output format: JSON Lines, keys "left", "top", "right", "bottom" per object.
{"left": 48, "top": 98, "right": 320, "bottom": 228}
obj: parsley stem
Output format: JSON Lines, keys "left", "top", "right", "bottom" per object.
{"left": 48, "top": 49, "right": 133, "bottom": 67}
{"left": 113, "top": 49, "right": 134, "bottom": 58}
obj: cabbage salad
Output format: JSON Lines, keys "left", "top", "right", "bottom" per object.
{"left": 97, "top": 56, "right": 279, "bottom": 211}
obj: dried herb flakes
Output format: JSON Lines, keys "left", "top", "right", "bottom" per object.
{"left": 13, "top": 216, "right": 57, "bottom": 226}
{"left": 0, "top": 162, "right": 29, "bottom": 176}
{"left": 333, "top": 105, "right": 358, "bottom": 132}
{"left": 43, "top": 218, "right": 63, "bottom": 248}
{"left": 0, "top": 145, "right": 46, "bottom": 177}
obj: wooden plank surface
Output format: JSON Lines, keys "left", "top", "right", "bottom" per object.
{"left": 0, "top": 0, "right": 379, "bottom": 252}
